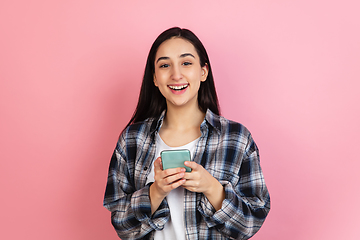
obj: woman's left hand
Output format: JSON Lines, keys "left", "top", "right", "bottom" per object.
{"left": 182, "top": 161, "right": 225, "bottom": 211}
{"left": 181, "top": 161, "right": 215, "bottom": 194}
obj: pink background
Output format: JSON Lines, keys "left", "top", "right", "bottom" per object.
{"left": 1, "top": 1, "right": 359, "bottom": 239}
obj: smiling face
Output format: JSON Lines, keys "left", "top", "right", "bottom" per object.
{"left": 153, "top": 37, "right": 208, "bottom": 110}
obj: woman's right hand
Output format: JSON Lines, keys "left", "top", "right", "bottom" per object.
{"left": 149, "top": 157, "right": 186, "bottom": 214}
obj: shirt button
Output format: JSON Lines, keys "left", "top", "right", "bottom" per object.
{"left": 144, "top": 167, "right": 148, "bottom": 171}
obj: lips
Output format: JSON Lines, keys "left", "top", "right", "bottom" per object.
{"left": 167, "top": 84, "right": 189, "bottom": 95}
{"left": 168, "top": 84, "right": 189, "bottom": 91}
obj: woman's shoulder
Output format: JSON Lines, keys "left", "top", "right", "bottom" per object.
{"left": 119, "top": 116, "right": 159, "bottom": 140}
{"left": 206, "top": 110, "right": 251, "bottom": 137}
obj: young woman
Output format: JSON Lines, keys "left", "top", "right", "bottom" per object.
{"left": 103, "top": 27, "right": 270, "bottom": 240}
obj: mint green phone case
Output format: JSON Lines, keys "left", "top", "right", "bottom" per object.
{"left": 161, "top": 149, "right": 192, "bottom": 172}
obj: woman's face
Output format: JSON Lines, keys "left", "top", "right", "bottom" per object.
{"left": 153, "top": 37, "right": 208, "bottom": 109}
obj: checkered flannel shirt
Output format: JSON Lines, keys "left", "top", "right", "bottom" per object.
{"left": 104, "top": 109, "right": 270, "bottom": 240}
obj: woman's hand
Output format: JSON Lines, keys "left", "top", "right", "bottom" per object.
{"left": 149, "top": 157, "right": 186, "bottom": 214}
{"left": 182, "top": 161, "right": 225, "bottom": 211}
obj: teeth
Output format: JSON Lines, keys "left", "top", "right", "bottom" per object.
{"left": 169, "top": 84, "right": 188, "bottom": 90}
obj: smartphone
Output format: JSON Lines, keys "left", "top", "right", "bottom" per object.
{"left": 160, "top": 149, "right": 192, "bottom": 172}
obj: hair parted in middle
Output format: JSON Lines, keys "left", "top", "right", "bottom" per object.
{"left": 126, "top": 27, "right": 220, "bottom": 128}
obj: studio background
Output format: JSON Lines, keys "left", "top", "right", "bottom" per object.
{"left": 1, "top": 1, "right": 359, "bottom": 239}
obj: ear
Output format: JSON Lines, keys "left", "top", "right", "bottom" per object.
{"left": 153, "top": 74, "right": 158, "bottom": 87}
{"left": 200, "top": 63, "right": 208, "bottom": 82}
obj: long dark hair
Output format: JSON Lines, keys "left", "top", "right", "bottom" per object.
{"left": 126, "top": 27, "right": 220, "bottom": 128}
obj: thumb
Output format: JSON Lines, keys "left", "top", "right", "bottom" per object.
{"left": 184, "top": 161, "right": 198, "bottom": 170}
{"left": 154, "top": 157, "right": 162, "bottom": 170}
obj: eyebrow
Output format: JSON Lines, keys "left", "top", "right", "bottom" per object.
{"left": 156, "top": 53, "right": 196, "bottom": 63}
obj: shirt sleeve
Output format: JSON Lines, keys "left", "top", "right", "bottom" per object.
{"left": 103, "top": 135, "right": 170, "bottom": 239}
{"left": 198, "top": 134, "right": 271, "bottom": 240}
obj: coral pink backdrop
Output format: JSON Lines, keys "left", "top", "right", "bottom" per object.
{"left": 1, "top": 1, "right": 359, "bottom": 239}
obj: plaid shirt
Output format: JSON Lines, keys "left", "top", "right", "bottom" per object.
{"left": 104, "top": 109, "right": 270, "bottom": 240}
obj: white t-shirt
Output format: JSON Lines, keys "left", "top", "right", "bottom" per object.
{"left": 145, "top": 133, "right": 199, "bottom": 240}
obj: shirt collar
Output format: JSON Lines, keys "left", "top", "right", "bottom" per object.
{"left": 202, "top": 109, "right": 221, "bottom": 135}
{"left": 149, "top": 108, "right": 221, "bottom": 136}
{"left": 149, "top": 110, "right": 166, "bottom": 135}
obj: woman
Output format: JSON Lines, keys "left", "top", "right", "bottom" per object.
{"left": 103, "top": 27, "right": 270, "bottom": 240}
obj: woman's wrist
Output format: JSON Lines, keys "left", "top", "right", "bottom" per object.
{"left": 149, "top": 183, "right": 165, "bottom": 215}
{"left": 203, "top": 177, "right": 225, "bottom": 211}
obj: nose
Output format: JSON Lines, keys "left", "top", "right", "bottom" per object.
{"left": 171, "top": 65, "right": 183, "bottom": 81}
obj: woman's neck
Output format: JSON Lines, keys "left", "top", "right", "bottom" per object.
{"left": 163, "top": 103, "right": 205, "bottom": 131}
